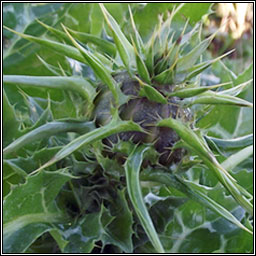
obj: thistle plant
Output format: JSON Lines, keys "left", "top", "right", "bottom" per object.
{"left": 3, "top": 3, "right": 253, "bottom": 253}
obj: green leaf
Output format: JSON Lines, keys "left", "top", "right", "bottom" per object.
{"left": 3, "top": 75, "right": 97, "bottom": 112}
{"left": 63, "top": 3, "right": 132, "bottom": 37}
{"left": 55, "top": 191, "right": 133, "bottom": 253}
{"left": 143, "top": 85, "right": 167, "bottom": 104}
{"left": 145, "top": 30, "right": 155, "bottom": 76}
{"left": 58, "top": 209, "right": 103, "bottom": 253}
{"left": 65, "top": 27, "right": 116, "bottom": 57}
{"left": 177, "top": 3, "right": 212, "bottom": 24}
{"left": 33, "top": 113, "right": 143, "bottom": 173}
{"left": 4, "top": 223, "right": 54, "bottom": 254}
{"left": 176, "top": 32, "right": 216, "bottom": 72}
{"left": 4, "top": 147, "right": 62, "bottom": 176}
{"left": 205, "top": 134, "right": 253, "bottom": 150}
{"left": 219, "top": 79, "right": 253, "bottom": 97}
{"left": 89, "top": 3, "right": 104, "bottom": 36}
{"left": 157, "top": 118, "right": 253, "bottom": 215}
{"left": 101, "top": 189, "right": 133, "bottom": 253}
{"left": 64, "top": 3, "right": 92, "bottom": 33}
{"left": 221, "top": 145, "right": 253, "bottom": 172}
{"left": 3, "top": 160, "right": 26, "bottom": 198}
{"left": 178, "top": 228, "right": 221, "bottom": 253}
{"left": 197, "top": 62, "right": 253, "bottom": 137}
{"left": 37, "top": 55, "right": 63, "bottom": 76}
{"left": 233, "top": 62, "right": 253, "bottom": 87}
{"left": 3, "top": 4, "right": 73, "bottom": 77}
{"left": 224, "top": 227, "right": 253, "bottom": 253}
{"left": 180, "top": 179, "right": 252, "bottom": 234}
{"left": 3, "top": 159, "right": 27, "bottom": 179}
{"left": 167, "top": 82, "right": 230, "bottom": 98}
{"left": 221, "top": 146, "right": 253, "bottom": 200}
{"left": 3, "top": 169, "right": 73, "bottom": 253}
{"left": 137, "top": 78, "right": 167, "bottom": 104}
{"left": 3, "top": 89, "right": 20, "bottom": 147}
{"left": 37, "top": 19, "right": 116, "bottom": 56}
{"left": 49, "top": 229, "right": 69, "bottom": 252}
{"left": 148, "top": 196, "right": 187, "bottom": 233}
{"left": 124, "top": 145, "right": 164, "bottom": 253}
{"left": 4, "top": 25, "right": 88, "bottom": 64}
{"left": 3, "top": 121, "right": 94, "bottom": 156}
{"left": 129, "top": 5, "right": 144, "bottom": 55}
{"left": 184, "top": 91, "right": 253, "bottom": 108}
{"left": 62, "top": 24, "right": 127, "bottom": 106}
{"left": 132, "top": 39, "right": 151, "bottom": 84}
{"left": 99, "top": 3, "right": 134, "bottom": 70}
{"left": 140, "top": 170, "right": 252, "bottom": 235}
{"left": 3, "top": 3, "right": 65, "bottom": 53}
{"left": 153, "top": 67, "right": 174, "bottom": 84}
{"left": 185, "top": 50, "right": 235, "bottom": 81}
{"left": 158, "top": 118, "right": 215, "bottom": 164}
{"left": 36, "top": 19, "right": 72, "bottom": 43}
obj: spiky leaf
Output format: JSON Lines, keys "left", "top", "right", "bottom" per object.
{"left": 3, "top": 170, "right": 73, "bottom": 253}
{"left": 124, "top": 145, "right": 165, "bottom": 253}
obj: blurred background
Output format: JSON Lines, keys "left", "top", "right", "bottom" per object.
{"left": 206, "top": 3, "right": 253, "bottom": 73}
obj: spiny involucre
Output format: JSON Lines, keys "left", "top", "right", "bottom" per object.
{"left": 3, "top": 3, "right": 253, "bottom": 253}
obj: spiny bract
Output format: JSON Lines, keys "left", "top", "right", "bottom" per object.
{"left": 3, "top": 3, "right": 253, "bottom": 254}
